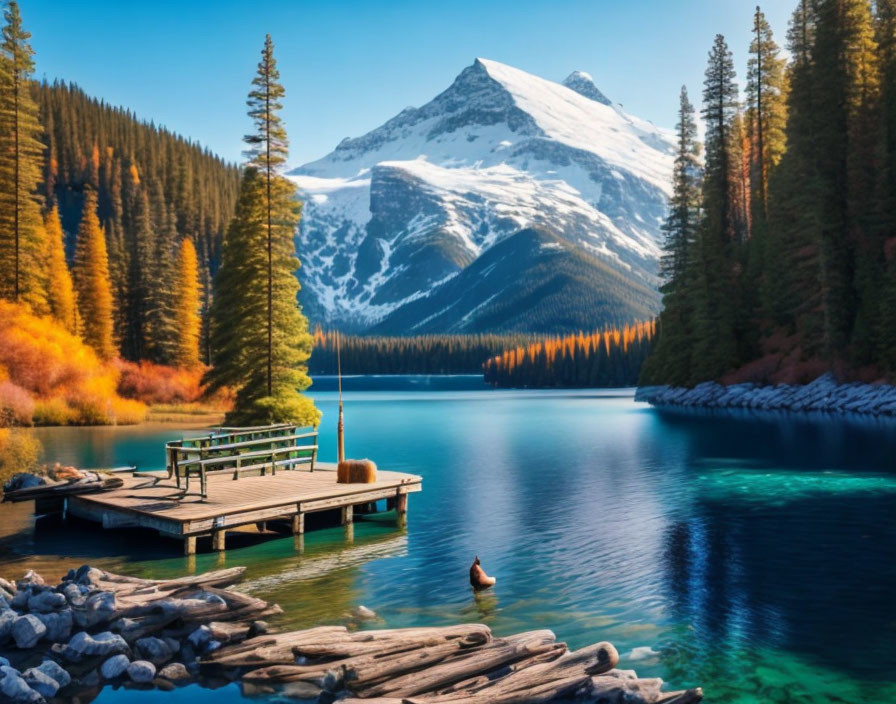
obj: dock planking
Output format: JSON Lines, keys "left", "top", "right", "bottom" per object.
{"left": 66, "top": 462, "right": 421, "bottom": 555}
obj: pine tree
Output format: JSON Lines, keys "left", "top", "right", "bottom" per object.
{"left": 73, "top": 189, "right": 115, "bottom": 359}
{"left": 205, "top": 36, "right": 319, "bottom": 426}
{"left": 173, "top": 237, "right": 201, "bottom": 368}
{"left": 0, "top": 1, "right": 47, "bottom": 312}
{"left": 44, "top": 205, "right": 78, "bottom": 334}
{"left": 640, "top": 86, "right": 702, "bottom": 385}
{"left": 690, "top": 34, "right": 741, "bottom": 382}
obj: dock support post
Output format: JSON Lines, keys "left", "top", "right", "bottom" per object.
{"left": 212, "top": 530, "right": 226, "bottom": 551}
{"left": 184, "top": 536, "right": 196, "bottom": 556}
{"left": 396, "top": 490, "right": 407, "bottom": 527}
{"left": 341, "top": 505, "right": 353, "bottom": 526}
{"left": 291, "top": 512, "right": 304, "bottom": 535}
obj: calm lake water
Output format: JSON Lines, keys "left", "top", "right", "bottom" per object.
{"left": 3, "top": 376, "right": 896, "bottom": 703}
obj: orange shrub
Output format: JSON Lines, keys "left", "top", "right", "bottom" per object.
{"left": 0, "top": 301, "right": 147, "bottom": 425}
{"left": 115, "top": 359, "right": 206, "bottom": 404}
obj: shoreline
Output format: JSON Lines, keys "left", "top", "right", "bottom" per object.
{"left": 636, "top": 373, "right": 896, "bottom": 418}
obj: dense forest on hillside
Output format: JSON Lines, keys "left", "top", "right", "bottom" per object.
{"left": 483, "top": 322, "right": 655, "bottom": 388}
{"left": 643, "top": 1, "right": 896, "bottom": 387}
{"left": 36, "top": 82, "right": 240, "bottom": 363}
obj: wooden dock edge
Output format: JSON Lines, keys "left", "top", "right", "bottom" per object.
{"left": 67, "top": 479, "right": 421, "bottom": 555}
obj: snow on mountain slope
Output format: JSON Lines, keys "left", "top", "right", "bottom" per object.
{"left": 289, "top": 58, "right": 675, "bottom": 333}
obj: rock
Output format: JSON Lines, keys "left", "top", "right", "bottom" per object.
{"left": 0, "top": 656, "right": 9, "bottom": 667}
{"left": 0, "top": 666, "right": 42, "bottom": 702}
{"left": 206, "top": 639, "right": 222, "bottom": 653}
{"left": 100, "top": 654, "right": 130, "bottom": 680}
{"left": 0, "top": 610, "right": 16, "bottom": 643}
{"left": 35, "top": 660, "right": 70, "bottom": 689}
{"left": 72, "top": 591, "right": 116, "bottom": 628}
{"left": 74, "top": 565, "right": 104, "bottom": 587}
{"left": 352, "top": 605, "right": 377, "bottom": 621}
{"left": 12, "top": 614, "right": 47, "bottom": 648}
{"left": 16, "top": 571, "right": 45, "bottom": 589}
{"left": 22, "top": 666, "right": 60, "bottom": 697}
{"left": 35, "top": 609, "right": 73, "bottom": 642}
{"left": 186, "top": 625, "right": 211, "bottom": 649}
{"left": 126, "top": 660, "right": 156, "bottom": 684}
{"left": 60, "top": 584, "right": 85, "bottom": 607}
{"left": 0, "top": 577, "right": 16, "bottom": 595}
{"left": 3, "top": 473, "right": 46, "bottom": 495}
{"left": 281, "top": 681, "right": 324, "bottom": 699}
{"left": 74, "top": 669, "right": 100, "bottom": 687}
{"left": 27, "top": 590, "right": 67, "bottom": 614}
{"left": 10, "top": 588, "right": 30, "bottom": 611}
{"left": 158, "top": 662, "right": 191, "bottom": 683}
{"left": 135, "top": 636, "right": 174, "bottom": 665}
{"left": 250, "top": 620, "right": 269, "bottom": 636}
{"left": 63, "top": 631, "right": 129, "bottom": 661}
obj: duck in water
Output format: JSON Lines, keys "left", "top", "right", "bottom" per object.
{"left": 469, "top": 556, "right": 496, "bottom": 591}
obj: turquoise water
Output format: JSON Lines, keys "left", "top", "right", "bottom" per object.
{"left": 3, "top": 378, "right": 896, "bottom": 702}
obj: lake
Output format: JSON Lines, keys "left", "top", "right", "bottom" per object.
{"left": 4, "top": 376, "right": 896, "bottom": 703}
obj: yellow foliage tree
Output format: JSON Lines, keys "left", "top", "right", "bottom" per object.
{"left": 73, "top": 190, "right": 115, "bottom": 359}
{"left": 173, "top": 237, "right": 201, "bottom": 368}
{"left": 44, "top": 205, "right": 78, "bottom": 334}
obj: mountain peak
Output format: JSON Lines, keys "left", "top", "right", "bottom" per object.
{"left": 562, "top": 70, "right": 612, "bottom": 106}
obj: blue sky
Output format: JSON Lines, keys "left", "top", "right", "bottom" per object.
{"left": 25, "top": 0, "right": 792, "bottom": 167}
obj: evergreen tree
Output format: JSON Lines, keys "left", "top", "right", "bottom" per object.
{"left": 205, "top": 37, "right": 319, "bottom": 426}
{"left": 640, "top": 86, "right": 702, "bottom": 385}
{"left": 876, "top": 0, "right": 896, "bottom": 369}
{"left": 73, "top": 190, "right": 115, "bottom": 359}
{"left": 690, "top": 34, "right": 741, "bottom": 382}
{"left": 44, "top": 205, "right": 78, "bottom": 334}
{"left": 0, "top": 1, "right": 47, "bottom": 312}
{"left": 173, "top": 237, "right": 201, "bottom": 368}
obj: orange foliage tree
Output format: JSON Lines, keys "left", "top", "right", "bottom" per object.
{"left": 44, "top": 205, "right": 78, "bottom": 334}
{"left": 73, "top": 190, "right": 115, "bottom": 360}
{"left": 173, "top": 238, "right": 201, "bottom": 368}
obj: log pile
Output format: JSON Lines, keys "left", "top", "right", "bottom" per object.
{"left": 0, "top": 566, "right": 703, "bottom": 703}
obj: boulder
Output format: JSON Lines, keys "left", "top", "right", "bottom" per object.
{"left": 35, "top": 660, "right": 70, "bottom": 689}
{"left": 63, "top": 631, "right": 129, "bottom": 661}
{"left": 135, "top": 636, "right": 174, "bottom": 665}
{"left": 16, "top": 571, "right": 45, "bottom": 590}
{"left": 186, "top": 625, "right": 211, "bottom": 649}
{"left": 127, "top": 659, "right": 156, "bottom": 683}
{"left": 12, "top": 614, "right": 47, "bottom": 648}
{"left": 352, "top": 605, "right": 377, "bottom": 621}
{"left": 0, "top": 656, "right": 9, "bottom": 667}
{"left": 34, "top": 610, "right": 72, "bottom": 642}
{"left": 21, "top": 666, "right": 59, "bottom": 698}
{"left": 0, "top": 577, "right": 16, "bottom": 595}
{"left": 0, "top": 666, "right": 42, "bottom": 703}
{"left": 158, "top": 662, "right": 191, "bottom": 683}
{"left": 72, "top": 591, "right": 116, "bottom": 628}
{"left": 100, "top": 654, "right": 129, "bottom": 680}
{"left": 27, "top": 590, "right": 67, "bottom": 614}
{"left": 0, "top": 610, "right": 16, "bottom": 643}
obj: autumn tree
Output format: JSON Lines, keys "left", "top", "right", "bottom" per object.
{"left": 73, "top": 190, "right": 115, "bottom": 359}
{"left": 0, "top": 1, "right": 47, "bottom": 312}
{"left": 173, "top": 238, "right": 201, "bottom": 368}
{"left": 44, "top": 205, "right": 78, "bottom": 334}
{"left": 205, "top": 36, "right": 319, "bottom": 426}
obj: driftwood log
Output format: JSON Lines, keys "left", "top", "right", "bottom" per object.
{"left": 0, "top": 566, "right": 703, "bottom": 703}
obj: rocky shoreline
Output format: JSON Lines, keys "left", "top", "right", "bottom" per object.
{"left": 636, "top": 373, "right": 896, "bottom": 417}
{"left": 0, "top": 565, "right": 702, "bottom": 703}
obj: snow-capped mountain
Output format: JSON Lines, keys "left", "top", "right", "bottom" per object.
{"left": 289, "top": 58, "right": 675, "bottom": 334}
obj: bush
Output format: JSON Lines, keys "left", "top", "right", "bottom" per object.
{"left": 115, "top": 359, "right": 206, "bottom": 404}
{"left": 0, "top": 301, "right": 147, "bottom": 425}
{"left": 0, "top": 428, "right": 41, "bottom": 485}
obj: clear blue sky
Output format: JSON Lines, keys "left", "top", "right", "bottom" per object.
{"left": 24, "top": 0, "right": 792, "bottom": 167}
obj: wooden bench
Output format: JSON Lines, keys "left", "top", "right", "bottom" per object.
{"left": 153, "top": 424, "right": 318, "bottom": 501}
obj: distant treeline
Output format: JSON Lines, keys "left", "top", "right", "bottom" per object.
{"left": 310, "top": 323, "right": 656, "bottom": 387}
{"left": 310, "top": 329, "right": 536, "bottom": 374}
{"left": 483, "top": 322, "right": 656, "bottom": 388}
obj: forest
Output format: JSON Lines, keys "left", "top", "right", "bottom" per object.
{"left": 483, "top": 322, "right": 655, "bottom": 388}
{"left": 642, "top": 0, "right": 896, "bottom": 388}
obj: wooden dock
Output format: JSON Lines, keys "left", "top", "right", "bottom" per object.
{"left": 66, "top": 463, "right": 421, "bottom": 555}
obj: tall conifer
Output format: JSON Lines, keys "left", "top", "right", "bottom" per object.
{"left": 0, "top": 1, "right": 47, "bottom": 311}
{"left": 44, "top": 205, "right": 78, "bottom": 334}
{"left": 205, "top": 36, "right": 319, "bottom": 426}
{"left": 73, "top": 190, "right": 115, "bottom": 359}
{"left": 173, "top": 238, "right": 201, "bottom": 368}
